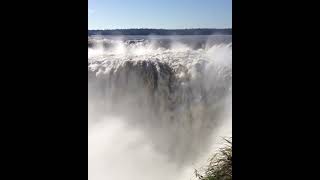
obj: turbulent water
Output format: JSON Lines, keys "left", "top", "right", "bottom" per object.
{"left": 88, "top": 35, "right": 232, "bottom": 180}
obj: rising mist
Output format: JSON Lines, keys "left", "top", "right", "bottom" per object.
{"left": 88, "top": 35, "right": 232, "bottom": 180}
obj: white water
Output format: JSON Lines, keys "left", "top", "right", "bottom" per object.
{"left": 88, "top": 36, "right": 232, "bottom": 180}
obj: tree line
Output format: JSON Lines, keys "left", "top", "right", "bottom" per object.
{"left": 88, "top": 28, "right": 232, "bottom": 36}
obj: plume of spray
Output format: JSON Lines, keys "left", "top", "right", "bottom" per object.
{"left": 88, "top": 35, "right": 232, "bottom": 180}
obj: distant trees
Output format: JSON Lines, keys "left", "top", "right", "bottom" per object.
{"left": 88, "top": 28, "right": 232, "bottom": 36}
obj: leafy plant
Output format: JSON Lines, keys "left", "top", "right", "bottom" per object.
{"left": 195, "top": 138, "right": 232, "bottom": 180}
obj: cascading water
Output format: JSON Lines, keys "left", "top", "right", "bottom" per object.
{"left": 88, "top": 35, "right": 232, "bottom": 180}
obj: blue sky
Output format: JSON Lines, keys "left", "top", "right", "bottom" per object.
{"left": 88, "top": 0, "right": 232, "bottom": 29}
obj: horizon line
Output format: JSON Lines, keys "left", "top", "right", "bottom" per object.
{"left": 88, "top": 28, "right": 232, "bottom": 30}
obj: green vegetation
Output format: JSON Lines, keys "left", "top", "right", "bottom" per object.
{"left": 88, "top": 28, "right": 232, "bottom": 36}
{"left": 195, "top": 138, "right": 232, "bottom": 180}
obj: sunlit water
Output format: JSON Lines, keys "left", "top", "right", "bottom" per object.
{"left": 88, "top": 35, "right": 232, "bottom": 180}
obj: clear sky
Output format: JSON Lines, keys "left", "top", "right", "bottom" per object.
{"left": 88, "top": 0, "right": 232, "bottom": 29}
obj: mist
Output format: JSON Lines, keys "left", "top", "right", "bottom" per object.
{"left": 88, "top": 35, "right": 232, "bottom": 180}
